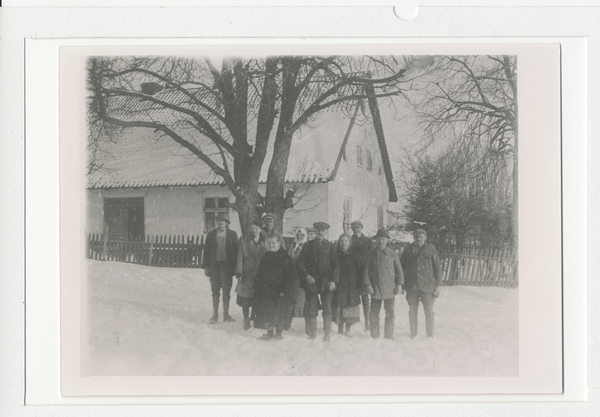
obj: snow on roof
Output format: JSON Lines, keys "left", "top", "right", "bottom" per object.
{"left": 87, "top": 86, "right": 396, "bottom": 198}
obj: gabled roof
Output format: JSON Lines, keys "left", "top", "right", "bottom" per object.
{"left": 88, "top": 88, "right": 397, "bottom": 202}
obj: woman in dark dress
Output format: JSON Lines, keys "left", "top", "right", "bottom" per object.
{"left": 252, "top": 235, "right": 299, "bottom": 340}
{"left": 334, "top": 233, "right": 362, "bottom": 336}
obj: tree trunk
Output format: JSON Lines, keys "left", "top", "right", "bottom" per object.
{"left": 235, "top": 191, "right": 260, "bottom": 239}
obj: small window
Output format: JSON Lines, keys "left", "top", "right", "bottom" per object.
{"left": 104, "top": 197, "right": 145, "bottom": 241}
{"left": 356, "top": 145, "right": 363, "bottom": 167}
{"left": 204, "top": 196, "right": 230, "bottom": 232}
{"left": 366, "top": 150, "right": 373, "bottom": 171}
{"left": 343, "top": 198, "right": 352, "bottom": 232}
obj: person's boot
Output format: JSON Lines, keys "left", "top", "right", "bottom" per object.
{"left": 345, "top": 323, "right": 353, "bottom": 336}
{"left": 409, "top": 313, "right": 418, "bottom": 338}
{"left": 425, "top": 313, "right": 434, "bottom": 338}
{"left": 209, "top": 297, "right": 219, "bottom": 324}
{"left": 223, "top": 298, "right": 235, "bottom": 322}
{"left": 272, "top": 326, "right": 284, "bottom": 340}
{"left": 338, "top": 321, "right": 344, "bottom": 335}
{"left": 304, "top": 316, "right": 310, "bottom": 336}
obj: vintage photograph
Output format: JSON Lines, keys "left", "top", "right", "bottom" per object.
{"left": 82, "top": 53, "right": 518, "bottom": 378}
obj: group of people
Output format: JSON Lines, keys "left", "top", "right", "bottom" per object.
{"left": 201, "top": 212, "right": 442, "bottom": 342}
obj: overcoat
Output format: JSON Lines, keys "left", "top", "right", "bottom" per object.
{"left": 400, "top": 243, "right": 442, "bottom": 293}
{"left": 297, "top": 239, "right": 339, "bottom": 294}
{"left": 288, "top": 242, "right": 307, "bottom": 317}
{"left": 201, "top": 228, "right": 239, "bottom": 277}
{"left": 252, "top": 249, "right": 299, "bottom": 329}
{"left": 351, "top": 233, "right": 373, "bottom": 276}
{"left": 234, "top": 236, "right": 266, "bottom": 299}
{"left": 363, "top": 247, "right": 404, "bottom": 300}
{"left": 333, "top": 247, "right": 362, "bottom": 309}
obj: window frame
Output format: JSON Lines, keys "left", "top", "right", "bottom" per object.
{"left": 204, "top": 196, "right": 230, "bottom": 233}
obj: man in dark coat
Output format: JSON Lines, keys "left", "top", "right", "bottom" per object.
{"left": 350, "top": 220, "right": 373, "bottom": 331}
{"left": 400, "top": 229, "right": 442, "bottom": 338}
{"left": 202, "top": 213, "right": 239, "bottom": 324}
{"left": 297, "top": 221, "right": 339, "bottom": 341}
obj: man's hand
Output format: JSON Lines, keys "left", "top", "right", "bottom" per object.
{"left": 365, "top": 285, "right": 374, "bottom": 295}
{"left": 394, "top": 284, "right": 404, "bottom": 295}
{"left": 306, "top": 275, "right": 316, "bottom": 285}
{"left": 433, "top": 287, "right": 440, "bottom": 298}
{"left": 327, "top": 281, "right": 336, "bottom": 292}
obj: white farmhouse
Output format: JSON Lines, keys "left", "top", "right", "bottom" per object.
{"left": 86, "top": 91, "right": 398, "bottom": 241}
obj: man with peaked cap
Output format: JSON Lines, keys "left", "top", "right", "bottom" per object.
{"left": 261, "top": 212, "right": 286, "bottom": 250}
{"left": 350, "top": 220, "right": 374, "bottom": 331}
{"left": 202, "top": 212, "right": 239, "bottom": 324}
{"left": 363, "top": 228, "right": 404, "bottom": 340}
{"left": 297, "top": 221, "right": 339, "bottom": 341}
{"left": 400, "top": 228, "right": 442, "bottom": 338}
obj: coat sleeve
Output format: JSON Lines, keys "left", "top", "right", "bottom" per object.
{"left": 431, "top": 246, "right": 442, "bottom": 285}
{"left": 235, "top": 240, "right": 243, "bottom": 276}
{"left": 281, "top": 254, "right": 299, "bottom": 301}
{"left": 201, "top": 232, "right": 213, "bottom": 270}
{"left": 296, "top": 243, "right": 309, "bottom": 280}
{"left": 363, "top": 254, "right": 372, "bottom": 287}
{"left": 393, "top": 252, "right": 404, "bottom": 286}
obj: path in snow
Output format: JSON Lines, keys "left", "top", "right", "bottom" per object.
{"left": 83, "top": 260, "right": 518, "bottom": 377}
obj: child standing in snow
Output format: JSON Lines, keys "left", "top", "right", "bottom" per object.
{"left": 252, "top": 235, "right": 298, "bottom": 341}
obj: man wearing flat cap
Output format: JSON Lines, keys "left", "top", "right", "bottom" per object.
{"left": 363, "top": 228, "right": 404, "bottom": 340}
{"left": 261, "top": 213, "right": 286, "bottom": 250}
{"left": 297, "top": 221, "right": 339, "bottom": 341}
{"left": 350, "top": 220, "right": 374, "bottom": 331}
{"left": 400, "top": 228, "right": 442, "bottom": 338}
{"left": 202, "top": 212, "right": 239, "bottom": 324}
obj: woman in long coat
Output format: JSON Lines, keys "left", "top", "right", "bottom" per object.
{"left": 333, "top": 233, "right": 362, "bottom": 335}
{"left": 252, "top": 235, "right": 299, "bottom": 340}
{"left": 285, "top": 227, "right": 308, "bottom": 330}
{"left": 235, "top": 221, "right": 266, "bottom": 330}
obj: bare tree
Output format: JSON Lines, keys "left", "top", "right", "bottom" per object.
{"left": 87, "top": 56, "right": 407, "bottom": 235}
{"left": 402, "top": 55, "right": 517, "bottom": 247}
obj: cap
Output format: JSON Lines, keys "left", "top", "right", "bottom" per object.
{"left": 263, "top": 213, "right": 276, "bottom": 221}
{"left": 350, "top": 220, "right": 363, "bottom": 228}
{"left": 217, "top": 213, "right": 230, "bottom": 223}
{"left": 313, "top": 221, "right": 330, "bottom": 230}
{"left": 414, "top": 228, "right": 427, "bottom": 237}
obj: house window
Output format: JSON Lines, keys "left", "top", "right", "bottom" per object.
{"left": 204, "top": 196, "right": 230, "bottom": 233}
{"left": 366, "top": 150, "right": 373, "bottom": 171}
{"left": 377, "top": 205, "right": 384, "bottom": 229}
{"left": 343, "top": 198, "right": 352, "bottom": 232}
{"left": 104, "top": 197, "right": 145, "bottom": 241}
{"left": 357, "top": 145, "right": 363, "bottom": 167}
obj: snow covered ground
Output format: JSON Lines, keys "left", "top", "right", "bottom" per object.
{"left": 83, "top": 260, "right": 518, "bottom": 377}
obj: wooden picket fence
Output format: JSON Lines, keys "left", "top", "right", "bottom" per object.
{"left": 435, "top": 245, "right": 518, "bottom": 288}
{"left": 87, "top": 233, "right": 205, "bottom": 268}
